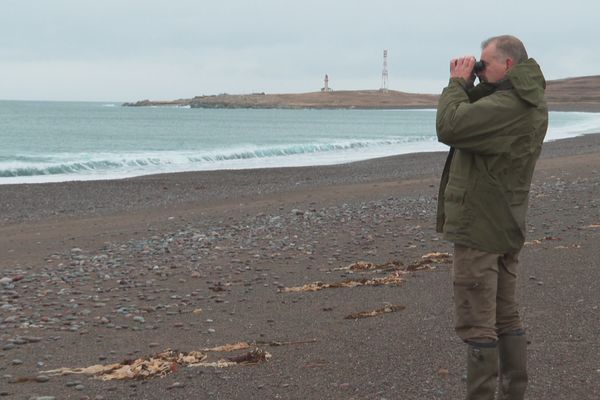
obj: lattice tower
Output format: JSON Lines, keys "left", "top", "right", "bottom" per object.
{"left": 381, "top": 49, "right": 389, "bottom": 91}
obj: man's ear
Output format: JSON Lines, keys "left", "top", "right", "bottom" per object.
{"left": 505, "top": 58, "right": 514, "bottom": 71}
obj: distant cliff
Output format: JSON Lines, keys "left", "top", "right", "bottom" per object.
{"left": 123, "top": 76, "right": 600, "bottom": 112}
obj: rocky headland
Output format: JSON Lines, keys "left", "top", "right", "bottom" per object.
{"left": 123, "top": 75, "right": 600, "bottom": 112}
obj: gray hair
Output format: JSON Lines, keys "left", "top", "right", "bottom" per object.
{"left": 481, "top": 35, "right": 528, "bottom": 64}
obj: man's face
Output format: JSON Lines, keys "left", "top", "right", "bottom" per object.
{"left": 477, "top": 43, "right": 511, "bottom": 83}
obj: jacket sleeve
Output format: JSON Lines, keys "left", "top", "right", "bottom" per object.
{"left": 436, "top": 78, "right": 525, "bottom": 155}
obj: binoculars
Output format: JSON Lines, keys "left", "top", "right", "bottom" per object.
{"left": 473, "top": 60, "right": 485, "bottom": 73}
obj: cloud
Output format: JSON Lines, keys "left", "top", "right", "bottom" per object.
{"left": 0, "top": 0, "right": 598, "bottom": 100}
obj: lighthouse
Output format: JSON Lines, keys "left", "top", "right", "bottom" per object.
{"left": 321, "top": 74, "right": 332, "bottom": 92}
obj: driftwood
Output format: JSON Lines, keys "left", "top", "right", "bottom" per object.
{"left": 278, "top": 271, "right": 404, "bottom": 293}
{"left": 345, "top": 304, "right": 406, "bottom": 320}
{"left": 41, "top": 343, "right": 271, "bottom": 381}
{"left": 280, "top": 253, "right": 452, "bottom": 293}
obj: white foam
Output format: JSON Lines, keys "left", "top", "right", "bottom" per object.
{"left": 547, "top": 111, "right": 600, "bottom": 141}
{"left": 1, "top": 109, "right": 598, "bottom": 185}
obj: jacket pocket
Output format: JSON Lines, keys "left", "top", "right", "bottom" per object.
{"left": 443, "top": 184, "right": 471, "bottom": 234}
{"left": 469, "top": 182, "right": 523, "bottom": 251}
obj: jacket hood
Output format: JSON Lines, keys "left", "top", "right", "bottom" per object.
{"left": 506, "top": 58, "right": 546, "bottom": 107}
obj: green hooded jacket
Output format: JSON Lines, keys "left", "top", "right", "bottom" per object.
{"left": 436, "top": 58, "right": 548, "bottom": 253}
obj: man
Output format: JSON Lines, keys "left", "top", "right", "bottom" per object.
{"left": 436, "top": 35, "right": 548, "bottom": 399}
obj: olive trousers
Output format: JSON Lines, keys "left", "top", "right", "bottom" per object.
{"left": 452, "top": 244, "right": 524, "bottom": 343}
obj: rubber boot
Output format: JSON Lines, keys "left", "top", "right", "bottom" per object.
{"left": 498, "top": 334, "right": 528, "bottom": 400}
{"left": 466, "top": 343, "right": 498, "bottom": 400}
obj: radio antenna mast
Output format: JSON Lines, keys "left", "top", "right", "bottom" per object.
{"left": 381, "top": 50, "right": 389, "bottom": 92}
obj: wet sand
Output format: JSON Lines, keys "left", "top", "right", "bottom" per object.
{"left": 1, "top": 134, "right": 599, "bottom": 399}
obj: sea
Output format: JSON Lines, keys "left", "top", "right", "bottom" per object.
{"left": 2, "top": 100, "right": 600, "bottom": 185}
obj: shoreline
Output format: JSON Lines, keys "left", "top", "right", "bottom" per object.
{"left": 1, "top": 132, "right": 599, "bottom": 399}
{"left": 2, "top": 129, "right": 600, "bottom": 187}
{"left": 1, "top": 132, "right": 599, "bottom": 266}
{"left": 2, "top": 133, "right": 600, "bottom": 219}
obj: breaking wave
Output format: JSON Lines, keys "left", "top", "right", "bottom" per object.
{"left": 0, "top": 137, "right": 441, "bottom": 181}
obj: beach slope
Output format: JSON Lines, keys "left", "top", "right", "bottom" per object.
{"left": 1, "top": 135, "right": 599, "bottom": 399}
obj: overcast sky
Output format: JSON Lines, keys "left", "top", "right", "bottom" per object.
{"left": 1, "top": 0, "right": 598, "bottom": 102}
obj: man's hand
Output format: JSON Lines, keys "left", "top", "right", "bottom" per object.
{"left": 450, "top": 56, "right": 476, "bottom": 84}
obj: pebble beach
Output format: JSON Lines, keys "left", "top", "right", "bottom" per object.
{"left": 1, "top": 134, "right": 599, "bottom": 399}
